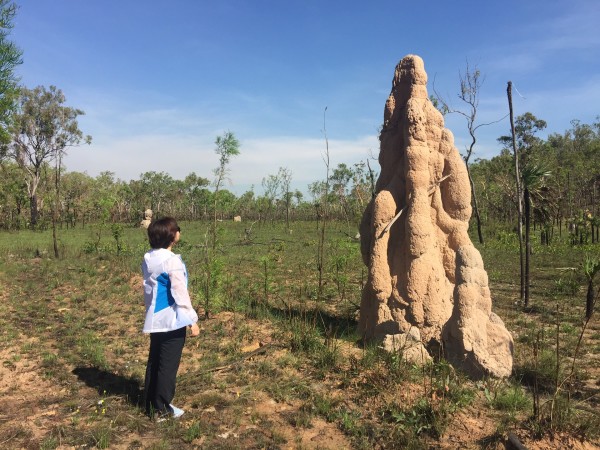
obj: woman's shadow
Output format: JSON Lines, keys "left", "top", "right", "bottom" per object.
{"left": 72, "top": 366, "right": 143, "bottom": 407}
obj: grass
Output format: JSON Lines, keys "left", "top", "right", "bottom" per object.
{"left": 0, "top": 220, "right": 598, "bottom": 448}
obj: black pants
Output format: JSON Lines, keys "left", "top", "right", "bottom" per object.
{"left": 144, "top": 327, "right": 186, "bottom": 416}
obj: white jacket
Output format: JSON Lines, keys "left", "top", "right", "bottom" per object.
{"left": 142, "top": 248, "right": 198, "bottom": 333}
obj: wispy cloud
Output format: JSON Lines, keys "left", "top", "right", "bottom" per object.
{"left": 63, "top": 133, "right": 379, "bottom": 195}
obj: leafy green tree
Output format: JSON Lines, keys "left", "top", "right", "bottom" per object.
{"left": 0, "top": 0, "right": 22, "bottom": 148}
{"left": 279, "top": 167, "right": 292, "bottom": 229}
{"left": 235, "top": 188, "right": 256, "bottom": 220}
{"left": 330, "top": 162, "right": 353, "bottom": 219}
{"left": 202, "top": 131, "right": 240, "bottom": 319}
{"left": 498, "top": 112, "right": 547, "bottom": 168}
{"left": 0, "top": 161, "right": 27, "bottom": 228}
{"left": 261, "top": 170, "right": 281, "bottom": 223}
{"left": 182, "top": 172, "right": 210, "bottom": 219}
{"left": 261, "top": 166, "right": 291, "bottom": 225}
{"left": 10, "top": 86, "right": 91, "bottom": 227}
{"left": 212, "top": 131, "right": 240, "bottom": 240}
{"left": 61, "top": 171, "right": 93, "bottom": 227}
{"left": 138, "top": 171, "right": 175, "bottom": 215}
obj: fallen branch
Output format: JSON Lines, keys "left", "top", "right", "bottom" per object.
{"left": 190, "top": 343, "right": 275, "bottom": 376}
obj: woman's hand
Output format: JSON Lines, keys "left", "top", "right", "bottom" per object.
{"left": 189, "top": 323, "right": 200, "bottom": 337}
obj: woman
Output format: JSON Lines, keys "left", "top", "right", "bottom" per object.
{"left": 142, "top": 217, "right": 199, "bottom": 419}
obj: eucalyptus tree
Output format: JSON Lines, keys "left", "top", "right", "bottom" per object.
{"left": 61, "top": 171, "right": 93, "bottom": 227}
{"left": 498, "top": 112, "right": 547, "bottom": 168}
{"left": 10, "top": 85, "right": 91, "bottom": 227}
{"left": 0, "top": 161, "right": 27, "bottom": 228}
{"left": 182, "top": 172, "right": 210, "bottom": 220}
{"left": 138, "top": 171, "right": 176, "bottom": 216}
{"left": 202, "top": 131, "right": 240, "bottom": 319}
{"left": 279, "top": 167, "right": 292, "bottom": 229}
{"left": 330, "top": 163, "right": 353, "bottom": 220}
{"left": 0, "top": 0, "right": 22, "bottom": 147}
{"left": 261, "top": 170, "right": 281, "bottom": 223}
{"left": 261, "top": 166, "right": 292, "bottom": 225}
{"left": 235, "top": 188, "right": 256, "bottom": 220}
{"left": 212, "top": 131, "right": 240, "bottom": 244}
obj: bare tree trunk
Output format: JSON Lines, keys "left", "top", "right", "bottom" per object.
{"left": 524, "top": 187, "right": 531, "bottom": 305}
{"left": 466, "top": 164, "right": 484, "bottom": 244}
{"left": 586, "top": 280, "right": 594, "bottom": 321}
{"left": 52, "top": 152, "right": 63, "bottom": 258}
{"left": 317, "top": 107, "right": 331, "bottom": 299}
{"left": 29, "top": 194, "right": 38, "bottom": 228}
{"left": 507, "top": 82, "right": 525, "bottom": 303}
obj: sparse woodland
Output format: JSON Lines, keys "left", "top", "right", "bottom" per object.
{"left": 0, "top": 116, "right": 599, "bottom": 449}
{"left": 1, "top": 2, "right": 600, "bottom": 448}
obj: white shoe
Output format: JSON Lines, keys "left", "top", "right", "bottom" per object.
{"left": 170, "top": 404, "right": 185, "bottom": 419}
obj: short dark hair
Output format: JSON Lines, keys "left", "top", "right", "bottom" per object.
{"left": 148, "top": 217, "right": 179, "bottom": 249}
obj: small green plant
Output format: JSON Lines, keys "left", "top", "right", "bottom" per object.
{"left": 41, "top": 352, "right": 58, "bottom": 367}
{"left": 90, "top": 425, "right": 111, "bottom": 449}
{"left": 39, "top": 436, "right": 59, "bottom": 450}
{"left": 490, "top": 383, "right": 531, "bottom": 415}
{"left": 111, "top": 222, "right": 125, "bottom": 254}
{"left": 77, "top": 331, "right": 107, "bottom": 369}
{"left": 553, "top": 277, "right": 579, "bottom": 296}
{"left": 184, "top": 421, "right": 204, "bottom": 443}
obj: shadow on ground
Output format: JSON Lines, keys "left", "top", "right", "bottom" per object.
{"left": 72, "top": 366, "right": 143, "bottom": 407}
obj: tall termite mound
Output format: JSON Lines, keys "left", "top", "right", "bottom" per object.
{"left": 359, "top": 55, "right": 513, "bottom": 378}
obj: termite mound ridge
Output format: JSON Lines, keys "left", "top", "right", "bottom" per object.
{"left": 358, "top": 54, "right": 513, "bottom": 379}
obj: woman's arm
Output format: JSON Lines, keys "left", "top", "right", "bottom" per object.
{"left": 166, "top": 257, "right": 199, "bottom": 325}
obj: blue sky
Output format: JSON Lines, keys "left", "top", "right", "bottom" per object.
{"left": 13, "top": 0, "right": 600, "bottom": 194}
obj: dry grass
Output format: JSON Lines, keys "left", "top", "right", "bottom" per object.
{"left": 0, "top": 220, "right": 598, "bottom": 449}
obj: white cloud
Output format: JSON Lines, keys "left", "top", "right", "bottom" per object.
{"left": 62, "top": 133, "right": 380, "bottom": 195}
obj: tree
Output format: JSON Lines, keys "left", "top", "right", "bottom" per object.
{"left": 330, "top": 163, "right": 353, "bottom": 220}
{"left": 0, "top": 161, "right": 27, "bottom": 228}
{"left": 261, "top": 170, "right": 281, "bottom": 223}
{"left": 202, "top": 131, "right": 240, "bottom": 319}
{"left": 10, "top": 86, "right": 91, "bottom": 227}
{"left": 506, "top": 83, "right": 525, "bottom": 302}
{"left": 521, "top": 163, "right": 551, "bottom": 305}
{"left": 61, "top": 171, "right": 92, "bottom": 227}
{"left": 0, "top": 0, "right": 22, "bottom": 148}
{"left": 138, "top": 171, "right": 175, "bottom": 215}
{"left": 317, "top": 107, "right": 331, "bottom": 298}
{"left": 261, "top": 166, "right": 292, "bottom": 226}
{"left": 498, "top": 112, "right": 547, "bottom": 167}
{"left": 583, "top": 255, "right": 600, "bottom": 320}
{"left": 500, "top": 94, "right": 547, "bottom": 304}
{"left": 212, "top": 131, "right": 240, "bottom": 244}
{"left": 279, "top": 167, "right": 292, "bottom": 229}
{"left": 433, "top": 62, "right": 506, "bottom": 244}
{"left": 182, "top": 172, "right": 210, "bottom": 220}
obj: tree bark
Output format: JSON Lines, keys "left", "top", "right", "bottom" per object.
{"left": 525, "top": 187, "right": 531, "bottom": 305}
{"left": 29, "top": 193, "right": 38, "bottom": 228}
{"left": 586, "top": 280, "right": 594, "bottom": 320}
{"left": 507, "top": 82, "right": 526, "bottom": 303}
{"left": 466, "top": 164, "right": 484, "bottom": 244}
